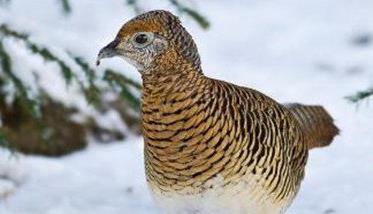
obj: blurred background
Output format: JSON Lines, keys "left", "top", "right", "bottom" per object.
{"left": 0, "top": 0, "right": 372, "bottom": 213}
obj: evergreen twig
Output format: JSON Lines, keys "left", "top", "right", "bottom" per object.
{"left": 169, "top": 0, "right": 210, "bottom": 29}
{"left": 69, "top": 55, "right": 142, "bottom": 109}
{"left": 346, "top": 87, "right": 373, "bottom": 103}
{"left": 60, "top": 0, "right": 72, "bottom": 14}
{"left": 0, "top": 130, "right": 14, "bottom": 152}
{"left": 69, "top": 54, "right": 101, "bottom": 104}
{"left": 104, "top": 69, "right": 141, "bottom": 111}
{"left": 0, "top": 41, "right": 40, "bottom": 117}
{"left": 0, "top": 24, "right": 142, "bottom": 110}
{"left": 126, "top": 0, "right": 142, "bottom": 14}
{"left": 104, "top": 69, "right": 142, "bottom": 90}
{"left": 0, "top": 24, "right": 74, "bottom": 84}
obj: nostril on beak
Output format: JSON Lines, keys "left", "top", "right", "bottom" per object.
{"left": 96, "top": 39, "right": 120, "bottom": 66}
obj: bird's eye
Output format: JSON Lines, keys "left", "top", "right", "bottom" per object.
{"left": 135, "top": 34, "right": 148, "bottom": 44}
{"left": 132, "top": 32, "right": 154, "bottom": 48}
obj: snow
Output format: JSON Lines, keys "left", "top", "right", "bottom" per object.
{"left": 0, "top": 139, "right": 155, "bottom": 214}
{"left": 1, "top": 0, "right": 373, "bottom": 213}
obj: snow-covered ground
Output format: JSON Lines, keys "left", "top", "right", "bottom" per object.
{"left": 1, "top": 0, "right": 373, "bottom": 213}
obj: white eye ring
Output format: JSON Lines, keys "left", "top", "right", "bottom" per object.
{"left": 131, "top": 32, "right": 154, "bottom": 48}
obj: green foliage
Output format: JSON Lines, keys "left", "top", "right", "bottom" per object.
{"left": 0, "top": 130, "right": 12, "bottom": 152}
{"left": 346, "top": 87, "right": 373, "bottom": 103}
{"left": 104, "top": 69, "right": 141, "bottom": 90}
{"left": 126, "top": 0, "right": 141, "bottom": 14}
{"left": 1, "top": 0, "right": 71, "bottom": 14}
{"left": 0, "top": 24, "right": 28, "bottom": 39}
{"left": 0, "top": 24, "right": 74, "bottom": 84}
{"left": 0, "top": 24, "right": 142, "bottom": 154}
{"left": 0, "top": 37, "right": 40, "bottom": 117}
{"left": 60, "top": 0, "right": 72, "bottom": 14}
{"left": 0, "top": 0, "right": 210, "bottom": 154}
{"left": 125, "top": 0, "right": 210, "bottom": 29}
{"left": 69, "top": 54, "right": 101, "bottom": 104}
{"left": 169, "top": 0, "right": 210, "bottom": 29}
{"left": 0, "top": 24, "right": 140, "bottom": 109}
{"left": 104, "top": 69, "right": 141, "bottom": 111}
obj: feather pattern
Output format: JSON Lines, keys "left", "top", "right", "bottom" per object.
{"left": 99, "top": 10, "right": 339, "bottom": 214}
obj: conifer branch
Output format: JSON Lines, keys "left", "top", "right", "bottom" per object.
{"left": 0, "top": 24, "right": 74, "bottom": 84}
{"left": 103, "top": 69, "right": 141, "bottom": 111}
{"left": 346, "top": 87, "right": 373, "bottom": 103}
{"left": 69, "top": 54, "right": 101, "bottom": 104}
{"left": 169, "top": 0, "right": 210, "bottom": 29}
{"left": 60, "top": 0, "right": 72, "bottom": 14}
{"left": 0, "top": 130, "right": 13, "bottom": 151}
{"left": 0, "top": 41, "right": 40, "bottom": 117}
{"left": 104, "top": 69, "right": 142, "bottom": 90}
{"left": 126, "top": 0, "right": 142, "bottom": 14}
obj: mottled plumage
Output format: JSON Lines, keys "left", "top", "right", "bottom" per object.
{"left": 97, "top": 10, "right": 339, "bottom": 214}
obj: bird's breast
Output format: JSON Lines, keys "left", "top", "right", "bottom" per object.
{"left": 151, "top": 174, "right": 288, "bottom": 214}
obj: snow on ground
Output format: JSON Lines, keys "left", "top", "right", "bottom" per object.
{"left": 0, "top": 138, "right": 155, "bottom": 214}
{"left": 1, "top": 0, "right": 373, "bottom": 213}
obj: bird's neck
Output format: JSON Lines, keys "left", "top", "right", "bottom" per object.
{"left": 142, "top": 70, "right": 203, "bottom": 96}
{"left": 141, "top": 53, "right": 203, "bottom": 97}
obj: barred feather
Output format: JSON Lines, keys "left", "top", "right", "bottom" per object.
{"left": 105, "top": 10, "right": 339, "bottom": 214}
{"left": 286, "top": 103, "right": 339, "bottom": 149}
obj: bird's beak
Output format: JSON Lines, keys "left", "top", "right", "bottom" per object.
{"left": 96, "top": 39, "right": 120, "bottom": 66}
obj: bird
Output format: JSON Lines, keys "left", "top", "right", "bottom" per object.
{"left": 97, "top": 10, "right": 339, "bottom": 214}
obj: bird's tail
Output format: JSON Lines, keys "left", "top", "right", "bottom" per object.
{"left": 286, "top": 103, "right": 339, "bottom": 150}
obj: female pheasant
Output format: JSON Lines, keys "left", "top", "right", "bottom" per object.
{"left": 97, "top": 10, "right": 339, "bottom": 214}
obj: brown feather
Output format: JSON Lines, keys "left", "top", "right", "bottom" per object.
{"left": 286, "top": 103, "right": 339, "bottom": 149}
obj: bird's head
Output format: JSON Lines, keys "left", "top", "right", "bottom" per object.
{"left": 97, "top": 10, "right": 201, "bottom": 75}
